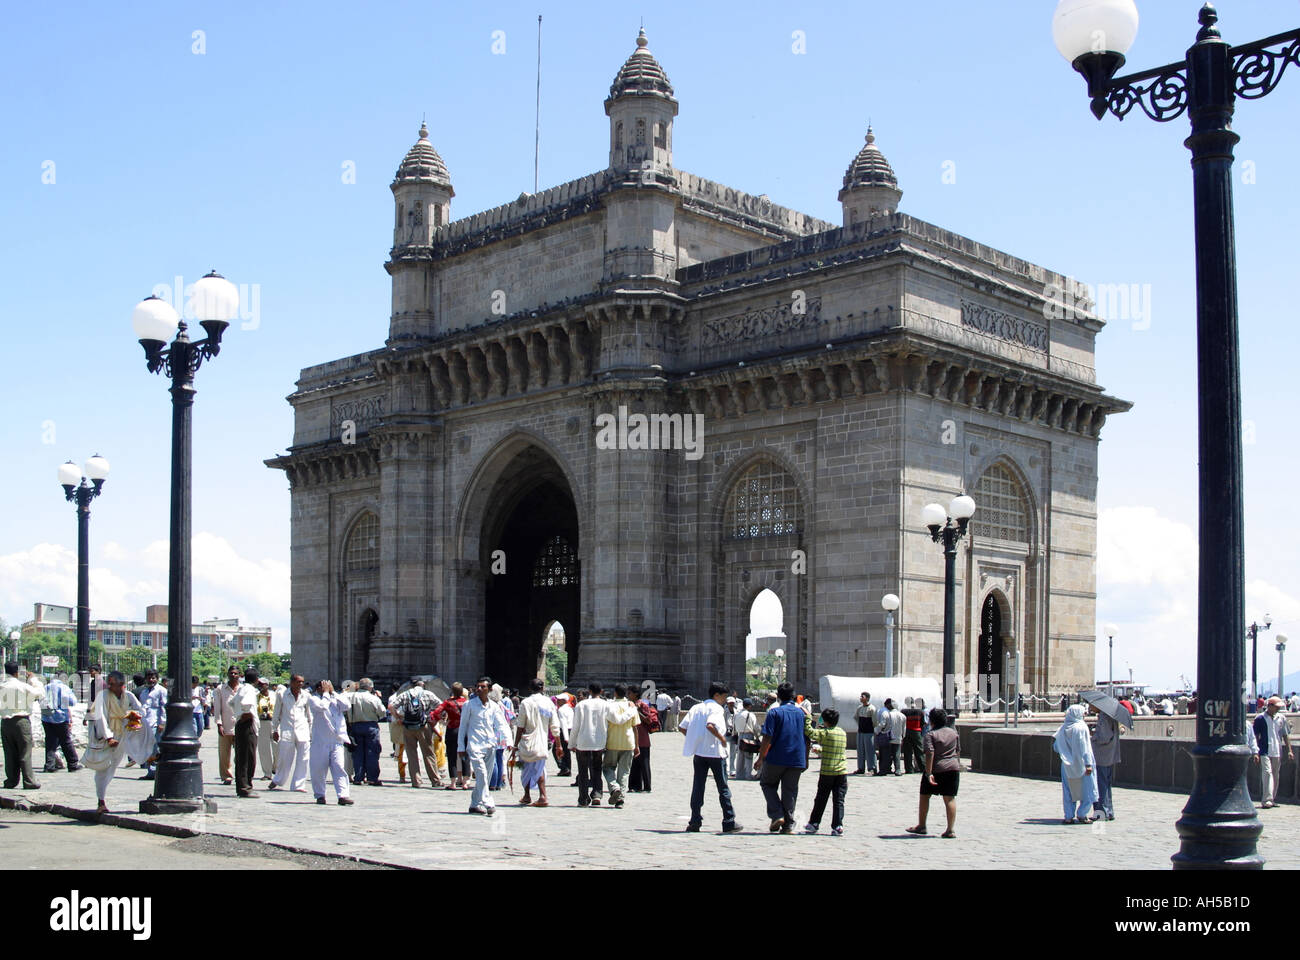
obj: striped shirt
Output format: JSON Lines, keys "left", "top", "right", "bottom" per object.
{"left": 805, "top": 715, "right": 847, "bottom": 777}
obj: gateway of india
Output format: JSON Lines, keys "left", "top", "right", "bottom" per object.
{"left": 268, "top": 30, "right": 1130, "bottom": 697}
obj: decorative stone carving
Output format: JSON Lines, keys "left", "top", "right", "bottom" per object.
{"left": 331, "top": 395, "right": 386, "bottom": 434}
{"left": 701, "top": 296, "right": 824, "bottom": 347}
{"left": 961, "top": 301, "right": 1049, "bottom": 352}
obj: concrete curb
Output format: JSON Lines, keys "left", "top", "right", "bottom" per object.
{"left": 0, "top": 794, "right": 412, "bottom": 870}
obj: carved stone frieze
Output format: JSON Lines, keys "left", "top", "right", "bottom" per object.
{"left": 701, "top": 296, "right": 824, "bottom": 347}
{"left": 961, "top": 300, "right": 1049, "bottom": 352}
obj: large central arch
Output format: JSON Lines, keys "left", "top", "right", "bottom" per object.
{"left": 455, "top": 435, "right": 583, "bottom": 690}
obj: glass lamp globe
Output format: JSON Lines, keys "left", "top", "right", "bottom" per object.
{"left": 922, "top": 503, "right": 948, "bottom": 529}
{"left": 8, "top": 630, "right": 19, "bottom": 643}
{"left": 949, "top": 495, "right": 977, "bottom": 520}
{"left": 1279, "top": 634, "right": 1289, "bottom": 650}
{"left": 1052, "top": 0, "right": 1139, "bottom": 61}
{"left": 1265, "top": 613, "right": 1273, "bottom": 627}
{"left": 58, "top": 460, "right": 82, "bottom": 488}
{"left": 1105, "top": 622, "right": 1119, "bottom": 638}
{"left": 85, "top": 454, "right": 110, "bottom": 482}
{"left": 773, "top": 648, "right": 784, "bottom": 659}
{"left": 132, "top": 295, "right": 180, "bottom": 342}
{"left": 190, "top": 271, "right": 239, "bottom": 322}
{"left": 881, "top": 593, "right": 900, "bottom": 612}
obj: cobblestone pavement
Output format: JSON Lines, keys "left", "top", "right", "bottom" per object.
{"left": 4, "top": 730, "right": 1296, "bottom": 869}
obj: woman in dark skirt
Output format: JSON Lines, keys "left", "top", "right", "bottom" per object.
{"left": 906, "top": 707, "right": 960, "bottom": 838}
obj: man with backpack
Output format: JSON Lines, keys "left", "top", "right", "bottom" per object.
{"left": 390, "top": 679, "right": 443, "bottom": 788}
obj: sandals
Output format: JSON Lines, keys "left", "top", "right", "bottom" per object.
{"left": 906, "top": 825, "right": 927, "bottom": 835}
{"left": 532, "top": 800, "right": 549, "bottom": 807}
{"left": 941, "top": 830, "right": 956, "bottom": 839}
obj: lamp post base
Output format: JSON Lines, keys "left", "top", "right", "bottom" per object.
{"left": 140, "top": 702, "right": 210, "bottom": 815}
{"left": 1171, "top": 743, "right": 1263, "bottom": 870}
{"left": 139, "top": 796, "right": 217, "bottom": 816}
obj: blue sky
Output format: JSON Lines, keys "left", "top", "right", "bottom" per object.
{"left": 1, "top": 1, "right": 1297, "bottom": 688}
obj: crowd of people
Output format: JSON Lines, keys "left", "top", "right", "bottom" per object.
{"left": 3, "top": 661, "right": 1295, "bottom": 830}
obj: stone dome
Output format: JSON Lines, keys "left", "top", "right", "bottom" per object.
{"left": 607, "top": 29, "right": 675, "bottom": 102}
{"left": 393, "top": 122, "right": 453, "bottom": 191}
{"left": 842, "top": 127, "right": 898, "bottom": 191}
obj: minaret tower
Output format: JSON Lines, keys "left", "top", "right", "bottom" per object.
{"left": 387, "top": 122, "right": 453, "bottom": 340}
{"left": 604, "top": 28, "right": 678, "bottom": 175}
{"left": 838, "top": 126, "right": 903, "bottom": 226}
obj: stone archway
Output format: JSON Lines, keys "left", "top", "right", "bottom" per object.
{"left": 355, "top": 608, "right": 378, "bottom": 680}
{"left": 459, "top": 440, "right": 581, "bottom": 690}
{"left": 976, "top": 590, "right": 1010, "bottom": 711}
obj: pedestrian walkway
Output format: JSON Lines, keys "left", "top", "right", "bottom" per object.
{"left": 3, "top": 730, "right": 1295, "bottom": 869}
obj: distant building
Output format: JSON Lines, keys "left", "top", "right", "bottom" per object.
{"left": 20, "top": 603, "right": 270, "bottom": 657}
{"left": 751, "top": 636, "right": 786, "bottom": 658}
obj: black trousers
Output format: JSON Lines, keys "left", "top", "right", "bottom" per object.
{"left": 554, "top": 734, "right": 571, "bottom": 775}
{"left": 629, "top": 741, "right": 651, "bottom": 792}
{"left": 234, "top": 716, "right": 257, "bottom": 794}
{"left": 42, "top": 720, "right": 79, "bottom": 770}
{"left": 2, "top": 716, "right": 39, "bottom": 787}
{"left": 576, "top": 749, "right": 603, "bottom": 803}
{"left": 902, "top": 731, "right": 924, "bottom": 773}
{"left": 809, "top": 773, "right": 847, "bottom": 829}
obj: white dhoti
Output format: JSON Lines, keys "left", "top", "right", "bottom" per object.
{"left": 310, "top": 740, "right": 350, "bottom": 800}
{"left": 92, "top": 740, "right": 131, "bottom": 802}
{"left": 258, "top": 721, "right": 277, "bottom": 777}
{"left": 272, "top": 738, "right": 309, "bottom": 791}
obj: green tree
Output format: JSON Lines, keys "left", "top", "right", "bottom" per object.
{"left": 544, "top": 646, "right": 568, "bottom": 688}
{"left": 745, "top": 654, "right": 781, "bottom": 692}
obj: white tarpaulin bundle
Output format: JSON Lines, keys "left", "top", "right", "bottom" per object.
{"left": 818, "top": 676, "right": 942, "bottom": 734}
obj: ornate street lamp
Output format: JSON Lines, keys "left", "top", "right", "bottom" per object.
{"left": 7, "top": 630, "right": 19, "bottom": 669}
{"left": 59, "top": 455, "right": 110, "bottom": 697}
{"left": 922, "top": 495, "right": 976, "bottom": 717}
{"left": 1055, "top": 0, "right": 1300, "bottom": 870}
{"left": 773, "top": 647, "right": 786, "bottom": 686}
{"left": 133, "top": 271, "right": 237, "bottom": 816}
{"left": 1247, "top": 615, "right": 1272, "bottom": 704}
{"left": 1105, "top": 623, "right": 1118, "bottom": 695}
{"left": 881, "top": 593, "right": 900, "bottom": 678}
{"left": 1277, "top": 635, "right": 1288, "bottom": 702}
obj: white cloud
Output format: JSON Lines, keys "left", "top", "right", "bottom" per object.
{"left": 1, "top": 534, "right": 288, "bottom": 651}
{"left": 1096, "top": 507, "right": 1300, "bottom": 691}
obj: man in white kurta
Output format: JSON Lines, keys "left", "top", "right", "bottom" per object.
{"left": 136, "top": 669, "right": 167, "bottom": 779}
{"left": 269, "top": 675, "right": 312, "bottom": 792}
{"left": 511, "top": 678, "right": 562, "bottom": 806}
{"left": 86, "top": 671, "right": 146, "bottom": 813}
{"left": 459, "top": 677, "right": 512, "bottom": 815}
{"left": 305, "top": 681, "right": 353, "bottom": 805}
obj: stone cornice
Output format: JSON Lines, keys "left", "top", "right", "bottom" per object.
{"left": 266, "top": 437, "right": 382, "bottom": 489}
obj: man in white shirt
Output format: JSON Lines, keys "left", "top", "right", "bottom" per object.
{"left": 269, "top": 674, "right": 312, "bottom": 792}
{"left": 853, "top": 692, "right": 876, "bottom": 775}
{"left": 214, "top": 665, "right": 242, "bottom": 785}
{"left": 570, "top": 683, "right": 609, "bottom": 806}
{"left": 733, "top": 698, "right": 760, "bottom": 781}
{"left": 137, "top": 669, "right": 167, "bottom": 780}
{"left": 874, "top": 699, "right": 895, "bottom": 776}
{"left": 230, "top": 668, "right": 260, "bottom": 798}
{"left": 305, "top": 680, "right": 354, "bottom": 805}
{"left": 555, "top": 694, "right": 575, "bottom": 778}
{"left": 680, "top": 681, "right": 742, "bottom": 833}
{"left": 459, "top": 675, "right": 512, "bottom": 815}
{"left": 1, "top": 662, "right": 46, "bottom": 789}
{"left": 511, "top": 678, "right": 562, "bottom": 807}
{"left": 889, "top": 699, "right": 907, "bottom": 777}
{"left": 656, "top": 689, "right": 672, "bottom": 731}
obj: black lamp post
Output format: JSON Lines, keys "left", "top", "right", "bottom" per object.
{"left": 922, "top": 495, "right": 976, "bottom": 718}
{"left": 1248, "top": 616, "right": 1272, "bottom": 704}
{"left": 132, "top": 271, "right": 237, "bottom": 816}
{"left": 59, "top": 455, "right": 110, "bottom": 693}
{"left": 1056, "top": 0, "right": 1300, "bottom": 869}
